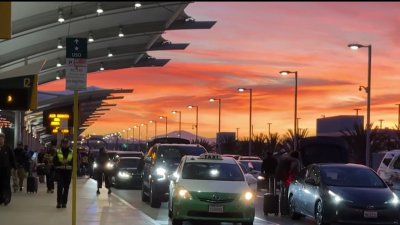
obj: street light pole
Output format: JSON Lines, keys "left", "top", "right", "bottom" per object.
{"left": 236, "top": 128, "right": 239, "bottom": 141}
{"left": 379, "top": 119, "right": 384, "bottom": 129}
{"left": 354, "top": 108, "right": 361, "bottom": 116}
{"left": 349, "top": 43, "right": 372, "bottom": 167}
{"left": 188, "top": 105, "right": 199, "bottom": 142}
{"left": 138, "top": 126, "right": 141, "bottom": 151}
{"left": 279, "top": 71, "right": 298, "bottom": 152}
{"left": 149, "top": 120, "right": 157, "bottom": 139}
{"left": 396, "top": 104, "right": 400, "bottom": 130}
{"left": 267, "top": 123, "right": 272, "bottom": 136}
{"left": 209, "top": 98, "right": 222, "bottom": 134}
{"left": 172, "top": 111, "right": 182, "bottom": 138}
{"left": 159, "top": 116, "right": 168, "bottom": 138}
{"left": 238, "top": 88, "right": 253, "bottom": 156}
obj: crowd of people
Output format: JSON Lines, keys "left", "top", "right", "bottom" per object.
{"left": 0, "top": 132, "right": 115, "bottom": 209}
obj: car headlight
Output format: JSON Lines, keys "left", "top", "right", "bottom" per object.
{"left": 177, "top": 188, "right": 192, "bottom": 199}
{"left": 240, "top": 191, "right": 254, "bottom": 202}
{"left": 328, "top": 190, "right": 343, "bottom": 204}
{"left": 118, "top": 171, "right": 131, "bottom": 179}
{"left": 257, "top": 175, "right": 265, "bottom": 180}
{"left": 155, "top": 167, "right": 166, "bottom": 181}
{"left": 385, "top": 192, "right": 399, "bottom": 206}
{"left": 106, "top": 162, "right": 114, "bottom": 169}
{"left": 93, "top": 162, "right": 98, "bottom": 169}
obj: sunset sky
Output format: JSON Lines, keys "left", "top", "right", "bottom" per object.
{"left": 39, "top": 2, "right": 400, "bottom": 140}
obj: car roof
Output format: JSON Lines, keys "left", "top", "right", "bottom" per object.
{"left": 238, "top": 159, "right": 262, "bottom": 162}
{"left": 183, "top": 155, "right": 238, "bottom": 164}
{"left": 117, "top": 157, "right": 141, "bottom": 160}
{"left": 155, "top": 143, "right": 204, "bottom": 147}
{"left": 383, "top": 150, "right": 400, "bottom": 156}
{"left": 315, "top": 163, "right": 369, "bottom": 169}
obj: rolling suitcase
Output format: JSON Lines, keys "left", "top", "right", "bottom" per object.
{"left": 27, "top": 169, "right": 38, "bottom": 193}
{"left": 263, "top": 177, "right": 279, "bottom": 216}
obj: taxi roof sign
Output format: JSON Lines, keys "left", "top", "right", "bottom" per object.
{"left": 198, "top": 153, "right": 223, "bottom": 160}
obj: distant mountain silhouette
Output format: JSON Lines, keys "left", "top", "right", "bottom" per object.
{"left": 153, "top": 130, "right": 216, "bottom": 143}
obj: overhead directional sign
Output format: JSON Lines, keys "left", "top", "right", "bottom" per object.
{"left": 66, "top": 37, "right": 88, "bottom": 91}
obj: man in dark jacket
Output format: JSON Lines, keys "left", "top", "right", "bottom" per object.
{"left": 53, "top": 138, "right": 73, "bottom": 208}
{"left": 261, "top": 151, "right": 278, "bottom": 191}
{"left": 13, "top": 142, "right": 29, "bottom": 192}
{"left": 0, "top": 133, "right": 17, "bottom": 206}
{"left": 95, "top": 147, "right": 112, "bottom": 195}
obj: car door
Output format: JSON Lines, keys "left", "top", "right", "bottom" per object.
{"left": 303, "top": 166, "right": 320, "bottom": 216}
{"left": 293, "top": 167, "right": 308, "bottom": 214}
{"left": 143, "top": 146, "right": 155, "bottom": 188}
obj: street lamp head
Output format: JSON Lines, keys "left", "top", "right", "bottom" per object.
{"left": 348, "top": 43, "right": 364, "bottom": 50}
{"left": 187, "top": 105, "right": 194, "bottom": 109}
{"left": 279, "top": 71, "right": 290, "bottom": 76}
{"left": 209, "top": 98, "right": 215, "bottom": 102}
{"left": 237, "top": 88, "right": 246, "bottom": 92}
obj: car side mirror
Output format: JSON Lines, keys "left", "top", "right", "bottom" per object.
{"left": 305, "top": 178, "right": 317, "bottom": 186}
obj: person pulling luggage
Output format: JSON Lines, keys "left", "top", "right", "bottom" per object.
{"left": 53, "top": 138, "right": 73, "bottom": 208}
{"left": 0, "top": 133, "right": 17, "bottom": 206}
{"left": 95, "top": 147, "right": 112, "bottom": 195}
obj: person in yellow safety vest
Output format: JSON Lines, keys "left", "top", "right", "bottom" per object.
{"left": 53, "top": 138, "right": 73, "bottom": 209}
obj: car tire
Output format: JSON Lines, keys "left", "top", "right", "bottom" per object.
{"left": 141, "top": 184, "right": 149, "bottom": 202}
{"left": 289, "top": 195, "right": 301, "bottom": 220}
{"left": 150, "top": 184, "right": 161, "bottom": 208}
{"left": 242, "top": 221, "right": 254, "bottom": 225}
{"left": 171, "top": 218, "right": 182, "bottom": 225}
{"left": 315, "top": 200, "right": 329, "bottom": 225}
{"left": 168, "top": 200, "right": 173, "bottom": 218}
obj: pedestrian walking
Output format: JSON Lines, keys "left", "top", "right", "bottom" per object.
{"left": 275, "top": 151, "right": 300, "bottom": 215}
{"left": 0, "top": 133, "right": 17, "bottom": 206}
{"left": 12, "top": 142, "right": 29, "bottom": 192}
{"left": 261, "top": 151, "right": 278, "bottom": 191}
{"left": 95, "top": 147, "right": 111, "bottom": 195}
{"left": 53, "top": 138, "right": 73, "bottom": 208}
{"left": 44, "top": 146, "right": 56, "bottom": 193}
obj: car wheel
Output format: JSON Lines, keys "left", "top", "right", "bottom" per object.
{"left": 242, "top": 222, "right": 253, "bottom": 225}
{"left": 171, "top": 218, "right": 182, "bottom": 225}
{"left": 289, "top": 195, "right": 301, "bottom": 220}
{"left": 315, "top": 200, "right": 329, "bottom": 225}
{"left": 168, "top": 200, "right": 173, "bottom": 218}
{"left": 150, "top": 184, "right": 161, "bottom": 208}
{"left": 141, "top": 184, "right": 149, "bottom": 202}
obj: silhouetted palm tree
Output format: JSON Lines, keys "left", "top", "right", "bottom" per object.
{"left": 265, "top": 132, "right": 282, "bottom": 156}
{"left": 218, "top": 135, "right": 238, "bottom": 154}
{"left": 252, "top": 133, "right": 268, "bottom": 157}
{"left": 282, "top": 128, "right": 309, "bottom": 152}
{"left": 191, "top": 139, "right": 215, "bottom": 152}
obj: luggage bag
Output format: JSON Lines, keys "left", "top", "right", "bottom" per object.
{"left": 263, "top": 177, "right": 279, "bottom": 216}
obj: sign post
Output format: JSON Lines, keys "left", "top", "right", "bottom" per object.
{"left": 66, "top": 37, "right": 87, "bottom": 225}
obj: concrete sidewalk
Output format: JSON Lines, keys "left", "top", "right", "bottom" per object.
{"left": 0, "top": 177, "right": 158, "bottom": 225}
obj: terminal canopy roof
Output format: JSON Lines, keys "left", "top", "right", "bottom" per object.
{"left": 0, "top": 2, "right": 216, "bottom": 143}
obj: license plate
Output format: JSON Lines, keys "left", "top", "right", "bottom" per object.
{"left": 208, "top": 205, "right": 223, "bottom": 213}
{"left": 364, "top": 210, "right": 378, "bottom": 218}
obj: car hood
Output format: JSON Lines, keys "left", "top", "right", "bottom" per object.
{"left": 328, "top": 186, "right": 394, "bottom": 205}
{"left": 179, "top": 179, "right": 250, "bottom": 193}
{"left": 119, "top": 168, "right": 138, "bottom": 174}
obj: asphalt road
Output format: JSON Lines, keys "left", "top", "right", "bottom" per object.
{"left": 110, "top": 186, "right": 318, "bottom": 225}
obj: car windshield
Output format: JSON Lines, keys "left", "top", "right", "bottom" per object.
{"left": 320, "top": 166, "right": 386, "bottom": 188}
{"left": 239, "top": 161, "right": 262, "bottom": 171}
{"left": 116, "top": 152, "right": 143, "bottom": 158}
{"left": 118, "top": 158, "right": 140, "bottom": 168}
{"left": 182, "top": 162, "right": 244, "bottom": 181}
{"left": 157, "top": 146, "right": 206, "bottom": 164}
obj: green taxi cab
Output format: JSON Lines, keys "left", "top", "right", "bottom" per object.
{"left": 168, "top": 153, "right": 255, "bottom": 225}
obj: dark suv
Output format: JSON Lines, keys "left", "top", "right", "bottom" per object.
{"left": 141, "top": 143, "right": 207, "bottom": 208}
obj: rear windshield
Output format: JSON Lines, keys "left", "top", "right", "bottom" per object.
{"left": 301, "top": 144, "right": 347, "bottom": 166}
{"left": 239, "top": 161, "right": 262, "bottom": 171}
{"left": 321, "top": 167, "right": 386, "bottom": 188}
{"left": 157, "top": 145, "right": 206, "bottom": 164}
{"left": 118, "top": 158, "right": 140, "bottom": 168}
{"left": 182, "top": 162, "right": 244, "bottom": 181}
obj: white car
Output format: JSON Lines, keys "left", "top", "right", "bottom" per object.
{"left": 377, "top": 150, "right": 400, "bottom": 194}
{"left": 168, "top": 153, "right": 255, "bottom": 225}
